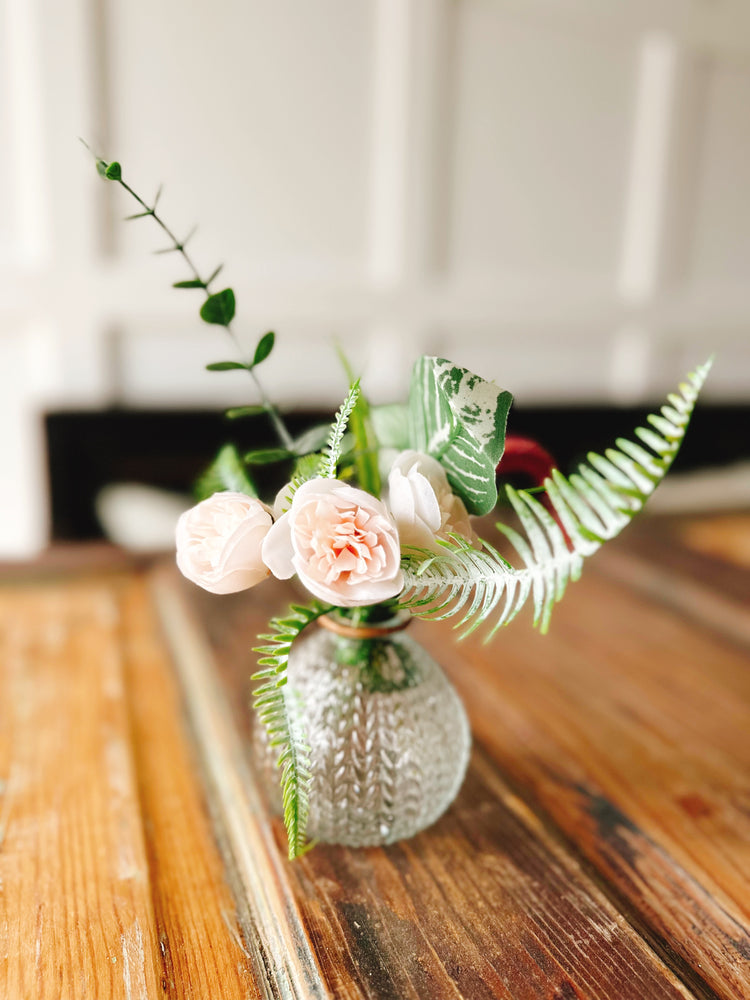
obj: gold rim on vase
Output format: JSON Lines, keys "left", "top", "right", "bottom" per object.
{"left": 317, "top": 611, "right": 412, "bottom": 640}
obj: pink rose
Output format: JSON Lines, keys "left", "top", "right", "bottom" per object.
{"left": 262, "top": 479, "right": 403, "bottom": 607}
{"left": 176, "top": 491, "right": 273, "bottom": 594}
{"left": 388, "top": 450, "right": 479, "bottom": 552}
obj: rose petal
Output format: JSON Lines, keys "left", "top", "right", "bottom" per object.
{"left": 261, "top": 512, "right": 296, "bottom": 580}
{"left": 275, "top": 478, "right": 403, "bottom": 606}
{"left": 175, "top": 492, "right": 273, "bottom": 594}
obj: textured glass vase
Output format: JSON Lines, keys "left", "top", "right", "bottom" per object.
{"left": 256, "top": 613, "right": 471, "bottom": 847}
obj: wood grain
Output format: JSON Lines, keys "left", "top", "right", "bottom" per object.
{"left": 120, "top": 577, "right": 257, "bottom": 998}
{"left": 174, "top": 568, "right": 729, "bottom": 999}
{"left": 419, "top": 547, "right": 750, "bottom": 999}
{"left": 0, "top": 576, "right": 162, "bottom": 999}
{"left": 2, "top": 516, "right": 748, "bottom": 999}
{"left": 672, "top": 512, "right": 750, "bottom": 570}
{"left": 288, "top": 752, "right": 699, "bottom": 1000}
{"left": 151, "top": 566, "right": 329, "bottom": 1000}
{"left": 0, "top": 573, "right": 257, "bottom": 999}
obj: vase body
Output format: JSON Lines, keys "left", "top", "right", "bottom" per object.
{"left": 256, "top": 616, "right": 471, "bottom": 847}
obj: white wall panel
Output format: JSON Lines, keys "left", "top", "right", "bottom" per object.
{"left": 0, "top": 1, "right": 11, "bottom": 249}
{"left": 431, "top": 324, "right": 615, "bottom": 403}
{"left": 1, "top": 0, "right": 749, "bottom": 555}
{"left": 447, "top": 6, "right": 633, "bottom": 281}
{"left": 1, "top": 0, "right": 52, "bottom": 266}
{"left": 108, "top": 0, "right": 374, "bottom": 279}
{"left": 651, "top": 325, "right": 749, "bottom": 401}
{"left": 114, "top": 323, "right": 266, "bottom": 407}
{"left": 114, "top": 320, "right": 376, "bottom": 408}
{"left": 689, "top": 57, "right": 750, "bottom": 285}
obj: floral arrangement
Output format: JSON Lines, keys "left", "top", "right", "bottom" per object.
{"left": 90, "top": 154, "right": 711, "bottom": 858}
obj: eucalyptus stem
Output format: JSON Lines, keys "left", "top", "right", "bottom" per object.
{"left": 89, "top": 149, "right": 293, "bottom": 451}
{"left": 118, "top": 177, "right": 205, "bottom": 285}
{"left": 248, "top": 368, "right": 293, "bottom": 450}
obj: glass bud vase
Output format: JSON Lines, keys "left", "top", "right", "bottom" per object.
{"left": 256, "top": 611, "right": 471, "bottom": 848}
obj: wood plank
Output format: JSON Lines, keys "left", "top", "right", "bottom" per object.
{"left": 421, "top": 548, "right": 750, "bottom": 1000}
{"left": 120, "top": 576, "right": 258, "bottom": 999}
{"left": 0, "top": 576, "right": 162, "bottom": 999}
{"left": 659, "top": 513, "right": 750, "bottom": 571}
{"left": 7, "top": 520, "right": 739, "bottom": 998}
{"left": 0, "top": 572, "right": 259, "bottom": 999}
{"left": 606, "top": 517, "right": 750, "bottom": 645}
{"left": 162, "top": 568, "right": 703, "bottom": 1000}
{"left": 288, "top": 751, "right": 698, "bottom": 1000}
{"left": 151, "top": 567, "right": 329, "bottom": 1000}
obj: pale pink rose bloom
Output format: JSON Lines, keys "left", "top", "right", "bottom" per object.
{"left": 176, "top": 491, "right": 273, "bottom": 594}
{"left": 388, "top": 450, "right": 479, "bottom": 553}
{"left": 262, "top": 478, "right": 403, "bottom": 607}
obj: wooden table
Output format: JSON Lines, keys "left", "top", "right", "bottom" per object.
{"left": 1, "top": 515, "right": 748, "bottom": 999}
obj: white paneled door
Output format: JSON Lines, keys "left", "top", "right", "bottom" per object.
{"left": 1, "top": 0, "right": 748, "bottom": 554}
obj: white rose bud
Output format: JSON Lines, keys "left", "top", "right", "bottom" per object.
{"left": 388, "top": 450, "right": 479, "bottom": 553}
{"left": 176, "top": 491, "right": 273, "bottom": 594}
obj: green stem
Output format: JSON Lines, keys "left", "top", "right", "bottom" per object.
{"left": 249, "top": 367, "right": 293, "bottom": 451}
{"left": 114, "top": 172, "right": 294, "bottom": 451}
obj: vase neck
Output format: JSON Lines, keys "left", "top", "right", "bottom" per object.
{"left": 318, "top": 610, "right": 411, "bottom": 640}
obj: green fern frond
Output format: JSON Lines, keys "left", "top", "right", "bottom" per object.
{"left": 252, "top": 600, "right": 331, "bottom": 858}
{"left": 275, "top": 382, "right": 361, "bottom": 514}
{"left": 400, "top": 359, "right": 712, "bottom": 638}
{"left": 319, "top": 379, "right": 361, "bottom": 479}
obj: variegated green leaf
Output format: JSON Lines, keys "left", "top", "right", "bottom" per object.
{"left": 409, "top": 357, "right": 513, "bottom": 515}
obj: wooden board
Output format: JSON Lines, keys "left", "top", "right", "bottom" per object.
{"left": 1, "top": 516, "right": 748, "bottom": 999}
{"left": 159, "top": 517, "right": 750, "bottom": 1000}
{"left": 0, "top": 573, "right": 256, "bottom": 999}
{"left": 430, "top": 564, "right": 750, "bottom": 1000}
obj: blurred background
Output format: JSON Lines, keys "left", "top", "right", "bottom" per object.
{"left": 1, "top": 0, "right": 748, "bottom": 557}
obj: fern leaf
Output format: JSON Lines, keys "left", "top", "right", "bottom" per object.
{"left": 335, "top": 348, "right": 381, "bottom": 496}
{"left": 274, "top": 381, "right": 362, "bottom": 517}
{"left": 252, "top": 600, "right": 331, "bottom": 858}
{"left": 400, "top": 359, "right": 712, "bottom": 638}
{"left": 319, "top": 380, "right": 361, "bottom": 479}
{"left": 274, "top": 381, "right": 361, "bottom": 515}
